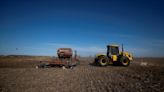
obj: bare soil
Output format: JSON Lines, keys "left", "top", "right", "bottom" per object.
{"left": 0, "top": 57, "right": 164, "bottom": 92}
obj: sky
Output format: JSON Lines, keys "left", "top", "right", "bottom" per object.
{"left": 0, "top": 0, "right": 164, "bottom": 57}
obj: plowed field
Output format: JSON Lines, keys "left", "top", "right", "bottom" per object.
{"left": 0, "top": 57, "right": 164, "bottom": 92}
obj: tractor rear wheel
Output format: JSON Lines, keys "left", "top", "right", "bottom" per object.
{"left": 98, "top": 56, "right": 108, "bottom": 66}
{"left": 119, "top": 56, "right": 130, "bottom": 66}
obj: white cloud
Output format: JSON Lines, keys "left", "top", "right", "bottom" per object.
{"left": 4, "top": 41, "right": 163, "bottom": 57}
{"left": 151, "top": 39, "right": 164, "bottom": 47}
{"left": 46, "top": 42, "right": 106, "bottom": 56}
{"left": 126, "top": 45, "right": 164, "bottom": 57}
{"left": 75, "top": 47, "right": 105, "bottom": 52}
{"left": 126, "top": 47, "right": 150, "bottom": 56}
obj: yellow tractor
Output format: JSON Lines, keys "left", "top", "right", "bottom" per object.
{"left": 94, "top": 44, "right": 133, "bottom": 66}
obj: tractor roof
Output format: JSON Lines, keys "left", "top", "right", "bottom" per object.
{"left": 57, "top": 48, "right": 72, "bottom": 51}
{"left": 107, "top": 44, "right": 119, "bottom": 47}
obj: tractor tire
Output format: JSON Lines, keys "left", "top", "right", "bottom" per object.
{"left": 98, "top": 56, "right": 108, "bottom": 66}
{"left": 119, "top": 56, "right": 130, "bottom": 66}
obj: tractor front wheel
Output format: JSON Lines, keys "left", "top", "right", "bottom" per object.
{"left": 120, "top": 56, "right": 130, "bottom": 66}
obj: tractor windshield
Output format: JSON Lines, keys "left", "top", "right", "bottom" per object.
{"left": 111, "top": 46, "right": 119, "bottom": 55}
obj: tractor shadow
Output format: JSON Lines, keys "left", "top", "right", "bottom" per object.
{"left": 89, "top": 61, "right": 123, "bottom": 67}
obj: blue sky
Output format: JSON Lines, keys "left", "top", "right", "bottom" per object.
{"left": 0, "top": 0, "right": 164, "bottom": 57}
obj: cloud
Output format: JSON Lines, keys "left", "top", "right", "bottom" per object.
{"left": 75, "top": 47, "right": 106, "bottom": 53}
{"left": 3, "top": 40, "right": 163, "bottom": 57}
{"left": 151, "top": 39, "right": 164, "bottom": 47}
{"left": 47, "top": 42, "right": 164, "bottom": 57}
{"left": 126, "top": 47, "right": 150, "bottom": 56}
{"left": 126, "top": 44, "right": 164, "bottom": 57}
{"left": 47, "top": 43, "right": 106, "bottom": 56}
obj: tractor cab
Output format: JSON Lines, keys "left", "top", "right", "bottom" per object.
{"left": 107, "top": 45, "right": 119, "bottom": 56}
{"left": 107, "top": 45, "right": 120, "bottom": 61}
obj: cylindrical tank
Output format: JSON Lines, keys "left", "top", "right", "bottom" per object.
{"left": 57, "top": 48, "right": 73, "bottom": 58}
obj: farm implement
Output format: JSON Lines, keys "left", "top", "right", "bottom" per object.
{"left": 37, "top": 48, "right": 79, "bottom": 68}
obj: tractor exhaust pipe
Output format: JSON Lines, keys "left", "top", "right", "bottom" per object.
{"left": 122, "top": 44, "right": 124, "bottom": 55}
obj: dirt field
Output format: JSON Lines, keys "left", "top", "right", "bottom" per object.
{"left": 0, "top": 56, "right": 164, "bottom": 92}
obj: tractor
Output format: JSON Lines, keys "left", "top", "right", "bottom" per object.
{"left": 94, "top": 44, "right": 133, "bottom": 66}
